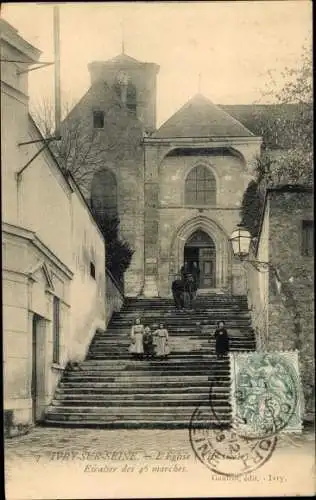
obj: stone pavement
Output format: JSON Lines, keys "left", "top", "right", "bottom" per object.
{"left": 4, "top": 425, "right": 315, "bottom": 498}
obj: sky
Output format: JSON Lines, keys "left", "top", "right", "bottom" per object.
{"left": 1, "top": 1, "right": 312, "bottom": 126}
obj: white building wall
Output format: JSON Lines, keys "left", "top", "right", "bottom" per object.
{"left": 1, "top": 19, "right": 107, "bottom": 426}
{"left": 17, "top": 139, "right": 73, "bottom": 268}
{"left": 68, "top": 185, "right": 106, "bottom": 361}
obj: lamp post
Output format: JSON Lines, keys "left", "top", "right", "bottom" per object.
{"left": 229, "top": 224, "right": 271, "bottom": 272}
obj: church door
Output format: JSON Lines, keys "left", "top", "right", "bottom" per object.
{"left": 199, "top": 247, "right": 216, "bottom": 288}
{"left": 184, "top": 230, "right": 216, "bottom": 289}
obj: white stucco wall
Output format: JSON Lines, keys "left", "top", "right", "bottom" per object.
{"left": 68, "top": 186, "right": 106, "bottom": 361}
{"left": 1, "top": 20, "right": 107, "bottom": 425}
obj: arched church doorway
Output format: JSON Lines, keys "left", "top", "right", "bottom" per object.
{"left": 184, "top": 230, "right": 216, "bottom": 288}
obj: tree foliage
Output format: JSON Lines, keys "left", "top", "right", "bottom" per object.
{"left": 240, "top": 180, "right": 264, "bottom": 237}
{"left": 31, "top": 90, "right": 142, "bottom": 193}
{"left": 90, "top": 206, "right": 134, "bottom": 287}
{"left": 257, "top": 42, "right": 313, "bottom": 186}
{"left": 241, "top": 42, "right": 313, "bottom": 235}
{"left": 32, "top": 96, "right": 108, "bottom": 192}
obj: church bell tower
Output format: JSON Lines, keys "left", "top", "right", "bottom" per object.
{"left": 88, "top": 52, "right": 160, "bottom": 133}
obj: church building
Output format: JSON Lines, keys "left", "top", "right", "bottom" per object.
{"left": 66, "top": 52, "right": 262, "bottom": 298}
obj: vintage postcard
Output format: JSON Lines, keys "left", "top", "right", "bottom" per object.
{"left": 2, "top": 1, "right": 314, "bottom": 498}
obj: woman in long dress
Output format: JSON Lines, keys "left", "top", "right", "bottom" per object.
{"left": 129, "top": 317, "right": 145, "bottom": 360}
{"left": 154, "top": 323, "right": 170, "bottom": 359}
{"left": 214, "top": 320, "right": 229, "bottom": 359}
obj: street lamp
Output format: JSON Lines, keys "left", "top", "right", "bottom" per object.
{"left": 229, "top": 224, "right": 271, "bottom": 272}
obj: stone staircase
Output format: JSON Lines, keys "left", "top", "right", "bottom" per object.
{"left": 44, "top": 295, "right": 256, "bottom": 428}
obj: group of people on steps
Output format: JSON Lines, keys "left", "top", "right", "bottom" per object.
{"left": 129, "top": 318, "right": 170, "bottom": 360}
{"left": 129, "top": 318, "right": 229, "bottom": 360}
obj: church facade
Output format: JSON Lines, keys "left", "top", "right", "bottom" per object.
{"left": 66, "top": 52, "right": 262, "bottom": 297}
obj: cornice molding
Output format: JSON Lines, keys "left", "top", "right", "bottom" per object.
{"left": 144, "top": 136, "right": 262, "bottom": 146}
{"left": 2, "top": 222, "right": 73, "bottom": 279}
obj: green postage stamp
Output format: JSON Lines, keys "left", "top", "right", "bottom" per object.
{"left": 230, "top": 351, "right": 304, "bottom": 437}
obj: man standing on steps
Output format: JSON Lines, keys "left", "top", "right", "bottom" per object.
{"left": 180, "top": 261, "right": 190, "bottom": 282}
{"left": 191, "top": 261, "right": 200, "bottom": 290}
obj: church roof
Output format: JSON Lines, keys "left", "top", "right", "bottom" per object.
{"left": 105, "top": 52, "right": 142, "bottom": 65}
{"left": 89, "top": 52, "right": 160, "bottom": 73}
{"left": 153, "top": 93, "right": 254, "bottom": 139}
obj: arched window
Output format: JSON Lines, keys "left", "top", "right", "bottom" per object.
{"left": 91, "top": 169, "right": 118, "bottom": 218}
{"left": 185, "top": 165, "right": 216, "bottom": 206}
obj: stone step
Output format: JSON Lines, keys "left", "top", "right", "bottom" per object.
{"left": 44, "top": 294, "right": 253, "bottom": 429}
{"left": 87, "top": 348, "right": 253, "bottom": 355}
{"left": 109, "top": 320, "right": 252, "bottom": 326}
{"left": 63, "top": 370, "right": 230, "bottom": 379}
{"left": 87, "top": 347, "right": 254, "bottom": 356}
{"left": 74, "top": 359, "right": 230, "bottom": 368}
{"left": 66, "top": 366, "right": 230, "bottom": 374}
{"left": 87, "top": 346, "right": 254, "bottom": 354}
{"left": 124, "top": 297, "right": 246, "bottom": 303}
{"left": 73, "top": 360, "right": 230, "bottom": 369}
{"left": 90, "top": 338, "right": 254, "bottom": 344}
{"left": 104, "top": 330, "right": 251, "bottom": 337}
{"left": 124, "top": 298, "right": 247, "bottom": 305}
{"left": 91, "top": 332, "right": 254, "bottom": 339}
{"left": 89, "top": 339, "right": 255, "bottom": 347}
{"left": 83, "top": 352, "right": 244, "bottom": 360}
{"left": 64, "top": 372, "right": 230, "bottom": 380}
{"left": 86, "top": 351, "right": 252, "bottom": 359}
{"left": 44, "top": 422, "right": 231, "bottom": 429}
{"left": 95, "top": 334, "right": 255, "bottom": 341}
{"left": 121, "top": 309, "right": 249, "bottom": 315}
{"left": 59, "top": 380, "right": 230, "bottom": 389}
{"left": 78, "top": 355, "right": 229, "bottom": 364}
{"left": 46, "top": 405, "right": 231, "bottom": 416}
{"left": 60, "top": 376, "right": 230, "bottom": 385}
{"left": 112, "top": 312, "right": 251, "bottom": 319}
{"left": 44, "top": 416, "right": 231, "bottom": 428}
{"left": 52, "top": 397, "right": 231, "bottom": 406}
{"left": 56, "top": 386, "right": 229, "bottom": 394}
{"left": 90, "top": 342, "right": 253, "bottom": 347}
{"left": 121, "top": 308, "right": 248, "bottom": 314}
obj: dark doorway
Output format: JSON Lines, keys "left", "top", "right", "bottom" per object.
{"left": 32, "top": 314, "right": 45, "bottom": 423}
{"left": 184, "top": 230, "right": 216, "bottom": 288}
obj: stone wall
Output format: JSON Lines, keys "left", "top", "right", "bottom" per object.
{"left": 65, "top": 82, "right": 145, "bottom": 297}
{"left": 246, "top": 188, "right": 314, "bottom": 419}
{"left": 268, "top": 189, "right": 314, "bottom": 418}
{"left": 88, "top": 60, "right": 159, "bottom": 133}
{"left": 156, "top": 151, "right": 252, "bottom": 296}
